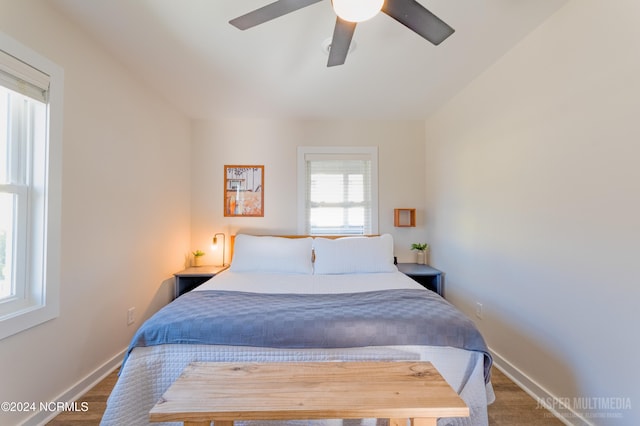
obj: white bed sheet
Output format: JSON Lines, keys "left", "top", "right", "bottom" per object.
{"left": 195, "top": 270, "right": 425, "bottom": 294}
{"left": 102, "top": 272, "right": 494, "bottom": 426}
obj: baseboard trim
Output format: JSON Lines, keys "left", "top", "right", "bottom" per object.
{"left": 22, "top": 348, "right": 126, "bottom": 426}
{"left": 489, "top": 347, "right": 592, "bottom": 426}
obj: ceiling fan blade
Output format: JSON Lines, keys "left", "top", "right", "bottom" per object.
{"left": 229, "top": 0, "right": 323, "bottom": 30}
{"left": 327, "top": 17, "right": 357, "bottom": 67}
{"left": 382, "top": 0, "right": 454, "bottom": 45}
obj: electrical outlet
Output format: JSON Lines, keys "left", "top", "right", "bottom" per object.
{"left": 127, "top": 307, "right": 135, "bottom": 325}
{"left": 475, "top": 302, "right": 483, "bottom": 319}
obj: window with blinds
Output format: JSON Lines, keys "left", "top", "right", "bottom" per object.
{"left": 298, "top": 147, "right": 378, "bottom": 235}
{"left": 0, "top": 34, "right": 62, "bottom": 340}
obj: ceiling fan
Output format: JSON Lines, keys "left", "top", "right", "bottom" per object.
{"left": 229, "top": 0, "right": 454, "bottom": 67}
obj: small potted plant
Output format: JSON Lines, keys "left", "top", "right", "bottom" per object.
{"left": 410, "top": 243, "right": 429, "bottom": 265}
{"left": 192, "top": 250, "right": 206, "bottom": 267}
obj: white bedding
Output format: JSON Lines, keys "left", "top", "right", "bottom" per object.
{"left": 102, "top": 271, "right": 494, "bottom": 426}
{"left": 195, "top": 269, "right": 425, "bottom": 294}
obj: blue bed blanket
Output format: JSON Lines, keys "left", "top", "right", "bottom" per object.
{"left": 124, "top": 289, "right": 492, "bottom": 381}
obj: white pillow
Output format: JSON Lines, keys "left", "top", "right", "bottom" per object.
{"left": 230, "top": 235, "right": 314, "bottom": 274}
{"left": 313, "top": 234, "right": 397, "bottom": 274}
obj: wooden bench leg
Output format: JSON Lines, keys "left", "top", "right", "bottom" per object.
{"left": 390, "top": 419, "right": 437, "bottom": 426}
{"left": 411, "top": 418, "right": 437, "bottom": 426}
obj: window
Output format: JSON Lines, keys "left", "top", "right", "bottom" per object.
{"left": 0, "top": 32, "right": 62, "bottom": 340}
{"left": 298, "top": 146, "right": 378, "bottom": 235}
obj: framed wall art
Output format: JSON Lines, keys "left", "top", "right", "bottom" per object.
{"left": 224, "top": 165, "right": 264, "bottom": 217}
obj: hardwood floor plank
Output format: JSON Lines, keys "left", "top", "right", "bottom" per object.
{"left": 488, "top": 368, "right": 564, "bottom": 425}
{"left": 46, "top": 369, "right": 118, "bottom": 426}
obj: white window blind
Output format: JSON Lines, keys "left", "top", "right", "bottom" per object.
{"left": 298, "top": 147, "right": 378, "bottom": 235}
{"left": 0, "top": 50, "right": 49, "bottom": 102}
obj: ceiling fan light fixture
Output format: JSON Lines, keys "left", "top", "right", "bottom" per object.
{"left": 332, "top": 0, "right": 384, "bottom": 23}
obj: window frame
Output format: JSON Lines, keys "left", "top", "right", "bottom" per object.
{"left": 297, "top": 146, "right": 378, "bottom": 235}
{"left": 0, "top": 31, "right": 63, "bottom": 340}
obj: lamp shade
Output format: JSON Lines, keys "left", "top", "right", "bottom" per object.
{"left": 332, "top": 0, "right": 384, "bottom": 22}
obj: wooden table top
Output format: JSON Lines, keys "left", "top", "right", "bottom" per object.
{"left": 149, "top": 361, "right": 469, "bottom": 424}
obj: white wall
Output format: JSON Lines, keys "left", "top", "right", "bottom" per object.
{"left": 0, "top": 2, "right": 191, "bottom": 425}
{"left": 190, "top": 118, "right": 429, "bottom": 265}
{"left": 424, "top": 0, "right": 639, "bottom": 424}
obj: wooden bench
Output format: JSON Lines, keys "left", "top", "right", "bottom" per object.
{"left": 149, "top": 361, "right": 469, "bottom": 426}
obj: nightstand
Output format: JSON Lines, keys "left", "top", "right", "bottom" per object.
{"left": 397, "top": 263, "right": 444, "bottom": 297}
{"left": 173, "top": 265, "right": 228, "bottom": 299}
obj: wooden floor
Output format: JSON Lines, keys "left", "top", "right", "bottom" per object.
{"left": 488, "top": 368, "right": 564, "bottom": 425}
{"left": 47, "top": 366, "right": 564, "bottom": 426}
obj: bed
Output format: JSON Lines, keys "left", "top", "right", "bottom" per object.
{"left": 101, "top": 234, "right": 494, "bottom": 426}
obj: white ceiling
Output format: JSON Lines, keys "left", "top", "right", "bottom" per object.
{"left": 51, "top": 0, "right": 567, "bottom": 120}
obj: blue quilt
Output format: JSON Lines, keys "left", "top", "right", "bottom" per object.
{"left": 124, "top": 289, "right": 492, "bottom": 381}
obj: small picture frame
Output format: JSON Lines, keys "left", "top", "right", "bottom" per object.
{"left": 224, "top": 165, "right": 264, "bottom": 217}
